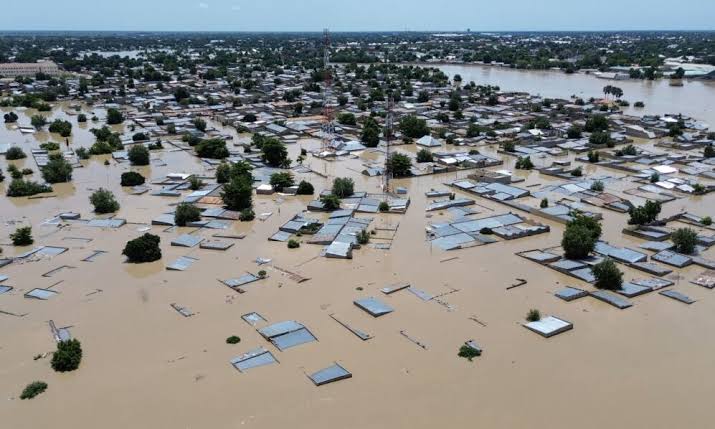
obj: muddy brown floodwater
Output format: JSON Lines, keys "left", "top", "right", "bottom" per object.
{"left": 1, "top": 100, "right": 715, "bottom": 429}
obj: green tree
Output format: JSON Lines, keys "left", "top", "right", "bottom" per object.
{"left": 416, "top": 148, "right": 434, "bottom": 163}
{"left": 332, "top": 177, "right": 355, "bottom": 198}
{"left": 120, "top": 171, "right": 145, "bottom": 186}
{"left": 270, "top": 172, "right": 295, "bottom": 191}
{"left": 90, "top": 188, "right": 120, "bottom": 213}
{"left": 106, "top": 108, "right": 124, "bottom": 125}
{"left": 399, "top": 115, "right": 430, "bottom": 139}
{"left": 672, "top": 228, "right": 698, "bottom": 255}
{"left": 128, "top": 145, "right": 150, "bottom": 165}
{"left": 297, "top": 180, "right": 314, "bottom": 195}
{"left": 196, "top": 138, "right": 229, "bottom": 159}
{"left": 261, "top": 139, "right": 289, "bottom": 167}
{"left": 221, "top": 177, "right": 253, "bottom": 211}
{"left": 386, "top": 153, "right": 412, "bottom": 177}
{"left": 174, "top": 203, "right": 202, "bottom": 226}
{"left": 123, "top": 233, "right": 162, "bottom": 263}
{"left": 592, "top": 258, "right": 623, "bottom": 290}
{"left": 10, "top": 226, "right": 33, "bottom": 246}
{"left": 320, "top": 194, "right": 341, "bottom": 211}
{"left": 628, "top": 200, "right": 662, "bottom": 225}
{"left": 41, "top": 154, "right": 73, "bottom": 183}
{"left": 51, "top": 339, "right": 83, "bottom": 372}
{"left": 48, "top": 119, "right": 72, "bottom": 137}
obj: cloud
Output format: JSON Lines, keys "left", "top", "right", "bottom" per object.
{"left": 231, "top": 5, "right": 241, "bottom": 11}
{"left": 198, "top": 2, "right": 209, "bottom": 9}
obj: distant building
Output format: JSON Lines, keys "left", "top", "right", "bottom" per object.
{"left": 0, "top": 61, "right": 61, "bottom": 78}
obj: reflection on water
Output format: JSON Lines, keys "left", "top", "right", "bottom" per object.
{"left": 436, "top": 64, "right": 715, "bottom": 126}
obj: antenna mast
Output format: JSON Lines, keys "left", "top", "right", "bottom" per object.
{"left": 383, "top": 96, "right": 394, "bottom": 194}
{"left": 321, "top": 29, "right": 334, "bottom": 154}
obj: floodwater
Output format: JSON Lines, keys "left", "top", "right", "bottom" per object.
{"left": 1, "top": 101, "right": 715, "bottom": 429}
{"left": 436, "top": 63, "right": 715, "bottom": 126}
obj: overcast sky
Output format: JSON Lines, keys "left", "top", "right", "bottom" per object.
{"left": 1, "top": 0, "right": 714, "bottom": 32}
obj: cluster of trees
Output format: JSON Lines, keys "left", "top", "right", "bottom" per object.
{"left": 399, "top": 115, "right": 429, "bottom": 139}
{"left": 48, "top": 119, "right": 72, "bottom": 137}
{"left": 123, "top": 233, "right": 162, "bottom": 263}
{"left": 628, "top": 200, "right": 661, "bottom": 225}
{"left": 561, "top": 213, "right": 602, "bottom": 260}
{"left": 361, "top": 117, "right": 381, "bottom": 147}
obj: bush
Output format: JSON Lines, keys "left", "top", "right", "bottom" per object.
{"left": 480, "top": 227, "right": 493, "bottom": 235}
{"left": 591, "top": 180, "right": 605, "bottom": 192}
{"left": 4, "top": 111, "right": 19, "bottom": 123}
{"left": 258, "top": 270, "right": 267, "bottom": 278}
{"left": 287, "top": 239, "right": 300, "bottom": 249}
{"left": 587, "top": 150, "right": 600, "bottom": 163}
{"left": 106, "top": 108, "right": 124, "bottom": 124}
{"left": 584, "top": 114, "right": 609, "bottom": 132}
{"left": 320, "top": 194, "right": 341, "bottom": 211}
{"left": 77, "top": 113, "right": 87, "bottom": 122}
{"left": 239, "top": 208, "right": 255, "bottom": 222}
{"left": 357, "top": 230, "right": 370, "bottom": 245}
{"left": 49, "top": 119, "right": 72, "bottom": 137}
{"left": 40, "top": 142, "right": 60, "bottom": 151}
{"left": 122, "top": 233, "right": 162, "bottom": 263}
{"left": 21, "top": 168, "right": 33, "bottom": 175}
{"left": 503, "top": 141, "right": 516, "bottom": 152}
{"left": 592, "top": 258, "right": 623, "bottom": 290}
{"left": 5, "top": 146, "right": 26, "bottom": 160}
{"left": 589, "top": 131, "right": 610, "bottom": 145}
{"left": 221, "top": 177, "right": 253, "bottom": 211}
{"left": 672, "top": 228, "right": 698, "bottom": 255}
{"left": 650, "top": 172, "right": 660, "bottom": 183}
{"left": 20, "top": 381, "right": 48, "bottom": 400}
{"left": 196, "top": 138, "right": 229, "bottom": 159}
{"left": 567, "top": 125, "right": 583, "bottom": 139}
{"left": 90, "top": 188, "right": 120, "bottom": 213}
{"left": 189, "top": 176, "right": 204, "bottom": 190}
{"left": 526, "top": 309, "right": 541, "bottom": 322}
{"left": 628, "top": 200, "right": 661, "bottom": 225}
{"left": 7, "top": 179, "right": 52, "bottom": 197}
{"left": 75, "top": 147, "right": 89, "bottom": 159}
{"left": 216, "top": 163, "right": 231, "bottom": 184}
{"left": 458, "top": 344, "right": 481, "bottom": 361}
{"left": 90, "top": 141, "right": 115, "bottom": 155}
{"left": 540, "top": 198, "right": 549, "bottom": 208}
{"left": 701, "top": 216, "right": 712, "bottom": 226}
{"left": 634, "top": 101, "right": 645, "bottom": 108}
{"left": 704, "top": 144, "right": 715, "bottom": 159}
{"left": 562, "top": 224, "right": 596, "bottom": 259}
{"left": 193, "top": 118, "right": 207, "bottom": 131}
{"left": 416, "top": 148, "right": 434, "bottom": 163}
{"left": 31, "top": 115, "right": 47, "bottom": 129}
{"left": 174, "top": 203, "right": 201, "bottom": 226}
{"left": 128, "top": 145, "right": 150, "bottom": 165}
{"left": 120, "top": 171, "right": 145, "bottom": 187}
{"left": 571, "top": 166, "right": 583, "bottom": 177}
{"left": 399, "top": 115, "right": 430, "bottom": 138}
{"left": 332, "top": 177, "right": 355, "bottom": 198}
{"left": 132, "top": 132, "right": 148, "bottom": 142}
{"left": 386, "top": 153, "right": 412, "bottom": 177}
{"left": 296, "top": 180, "right": 314, "bottom": 195}
{"left": 41, "top": 154, "right": 73, "bottom": 183}
{"left": 51, "top": 339, "right": 82, "bottom": 372}
{"left": 226, "top": 336, "right": 241, "bottom": 344}
{"left": 515, "top": 156, "right": 534, "bottom": 170}
{"left": 270, "top": 172, "right": 295, "bottom": 191}
{"left": 10, "top": 226, "right": 33, "bottom": 246}
{"left": 379, "top": 201, "right": 390, "bottom": 212}
{"left": 261, "top": 138, "right": 289, "bottom": 167}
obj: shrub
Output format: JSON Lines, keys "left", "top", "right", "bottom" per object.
{"left": 386, "top": 153, "right": 412, "bottom": 177}
{"left": 287, "top": 239, "right": 300, "bottom": 249}
{"left": 296, "top": 180, "right": 314, "bottom": 195}
{"left": 701, "top": 216, "right": 712, "bottom": 226}
{"left": 567, "top": 125, "right": 582, "bottom": 139}
{"left": 106, "top": 108, "right": 124, "bottom": 124}
{"left": 258, "top": 270, "right": 267, "bottom": 278}
{"left": 261, "top": 138, "right": 289, "bottom": 167}
{"left": 458, "top": 344, "right": 481, "bottom": 361}
{"left": 416, "top": 148, "right": 434, "bottom": 163}
{"left": 239, "top": 208, "right": 255, "bottom": 222}
{"left": 216, "top": 163, "right": 231, "bottom": 184}
{"left": 40, "top": 142, "right": 60, "bottom": 151}
{"left": 48, "top": 119, "right": 72, "bottom": 137}
{"left": 337, "top": 112, "right": 356, "bottom": 125}
{"left": 10, "top": 226, "right": 33, "bottom": 246}
{"left": 399, "top": 115, "right": 430, "bottom": 138}
{"left": 188, "top": 176, "right": 204, "bottom": 191}
{"left": 4, "top": 111, "right": 19, "bottom": 123}
{"left": 672, "top": 228, "right": 698, "bottom": 255}
{"left": 41, "top": 154, "right": 73, "bottom": 183}
{"left": 174, "top": 203, "right": 201, "bottom": 226}
{"left": 5, "top": 146, "right": 26, "bottom": 160}
{"left": 503, "top": 141, "right": 516, "bottom": 152}
{"left": 77, "top": 113, "right": 87, "bottom": 122}
{"left": 589, "top": 131, "right": 610, "bottom": 146}
{"left": 526, "top": 309, "right": 541, "bottom": 322}
{"left": 704, "top": 144, "right": 715, "bottom": 159}
{"left": 357, "top": 230, "right": 370, "bottom": 245}
{"left": 571, "top": 166, "right": 583, "bottom": 177}
{"left": 90, "top": 141, "right": 115, "bottom": 155}
{"left": 320, "top": 194, "right": 341, "bottom": 211}
{"left": 270, "top": 172, "right": 295, "bottom": 191}
{"left": 332, "top": 177, "right": 355, "bottom": 198}
{"left": 132, "top": 132, "right": 148, "bottom": 142}
{"left": 120, "top": 171, "right": 145, "bottom": 187}
{"left": 592, "top": 258, "right": 623, "bottom": 290}
{"left": 226, "top": 336, "right": 241, "bottom": 344}
{"left": 31, "top": 115, "right": 47, "bottom": 129}
{"left": 20, "top": 381, "right": 48, "bottom": 400}
{"left": 584, "top": 114, "right": 609, "bottom": 132}
{"left": 51, "top": 339, "right": 82, "bottom": 372}
{"left": 128, "top": 145, "right": 150, "bottom": 166}
{"left": 196, "top": 138, "right": 229, "bottom": 159}
{"left": 90, "top": 188, "right": 120, "bottom": 213}
{"left": 650, "top": 172, "right": 660, "bottom": 183}
{"left": 515, "top": 156, "right": 534, "bottom": 170}
{"left": 379, "top": 201, "right": 390, "bottom": 212}
{"left": 75, "top": 147, "right": 89, "bottom": 160}
{"left": 634, "top": 101, "right": 645, "bottom": 108}
{"left": 21, "top": 168, "right": 33, "bottom": 176}
{"left": 591, "top": 180, "right": 605, "bottom": 192}
{"left": 628, "top": 200, "right": 661, "bottom": 225}
{"left": 540, "top": 198, "right": 549, "bottom": 208}
{"left": 6, "top": 179, "right": 52, "bottom": 197}
{"left": 480, "top": 227, "right": 493, "bottom": 235}
{"left": 193, "top": 118, "right": 207, "bottom": 131}
{"left": 122, "top": 233, "right": 162, "bottom": 263}
{"left": 562, "top": 224, "right": 596, "bottom": 259}
{"left": 587, "top": 150, "right": 600, "bottom": 163}
{"left": 221, "top": 177, "right": 253, "bottom": 211}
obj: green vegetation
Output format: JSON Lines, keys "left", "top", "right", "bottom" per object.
{"left": 592, "top": 258, "right": 623, "bottom": 290}
{"left": 361, "top": 117, "right": 381, "bottom": 147}
{"left": 261, "top": 138, "right": 289, "bottom": 167}
{"left": 379, "top": 201, "right": 390, "bottom": 212}
{"left": 90, "top": 188, "right": 120, "bottom": 213}
{"left": 41, "top": 154, "right": 73, "bottom": 183}
{"left": 540, "top": 198, "right": 548, "bottom": 208}
{"left": 122, "top": 233, "right": 162, "bottom": 263}
{"left": 357, "top": 230, "right": 370, "bottom": 245}
{"left": 239, "top": 208, "right": 255, "bottom": 222}
{"left": 196, "top": 138, "right": 229, "bottom": 159}
{"left": 106, "top": 108, "right": 124, "bottom": 124}
{"left": 174, "top": 203, "right": 201, "bottom": 226}
{"left": 128, "top": 145, "right": 150, "bottom": 165}
{"left": 526, "top": 309, "right": 541, "bottom": 322}
{"left": 31, "top": 115, "right": 47, "bottom": 130}
{"left": 399, "top": 115, "right": 429, "bottom": 138}
{"left": 584, "top": 114, "right": 609, "bottom": 133}
{"left": 216, "top": 163, "right": 231, "bottom": 183}
{"left": 51, "top": 339, "right": 83, "bottom": 372}
{"left": 221, "top": 177, "right": 253, "bottom": 211}
{"left": 75, "top": 147, "right": 89, "bottom": 160}
{"left": 704, "top": 144, "right": 715, "bottom": 159}
{"left": 672, "top": 228, "right": 698, "bottom": 255}
{"left": 515, "top": 156, "right": 534, "bottom": 170}
{"left": 120, "top": 171, "right": 145, "bottom": 187}
{"left": 571, "top": 166, "right": 583, "bottom": 177}
{"left": 40, "top": 142, "right": 60, "bottom": 151}
{"left": 587, "top": 150, "right": 600, "bottom": 163}
{"left": 287, "top": 239, "right": 300, "bottom": 249}
{"left": 386, "top": 153, "right": 412, "bottom": 177}
{"left": 591, "top": 180, "right": 605, "bottom": 192}
{"left": 320, "top": 194, "right": 341, "bottom": 211}
{"left": 270, "top": 172, "right": 295, "bottom": 191}
{"left": 48, "top": 119, "right": 72, "bottom": 137}
{"left": 20, "top": 381, "right": 48, "bottom": 400}
{"left": 10, "top": 226, "right": 34, "bottom": 246}
{"left": 189, "top": 176, "right": 204, "bottom": 190}
{"left": 628, "top": 200, "right": 662, "bottom": 225}
{"left": 701, "top": 216, "right": 712, "bottom": 226}
{"left": 416, "top": 148, "right": 434, "bottom": 163}
{"left": 6, "top": 179, "right": 52, "bottom": 197}
{"left": 332, "top": 177, "right": 355, "bottom": 198}
{"left": 6, "top": 146, "right": 27, "bottom": 160}
{"left": 457, "top": 344, "right": 481, "bottom": 361}
{"left": 296, "top": 180, "right": 314, "bottom": 195}
{"left": 562, "top": 213, "right": 601, "bottom": 259}
{"left": 226, "top": 336, "right": 241, "bottom": 344}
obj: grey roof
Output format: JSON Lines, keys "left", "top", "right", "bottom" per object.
{"left": 230, "top": 347, "right": 278, "bottom": 372}
{"left": 258, "top": 320, "right": 317, "bottom": 351}
{"left": 222, "top": 273, "right": 260, "bottom": 289}
{"left": 199, "top": 240, "right": 234, "bottom": 250}
{"left": 0, "top": 285, "right": 14, "bottom": 294}
{"left": 659, "top": 290, "right": 695, "bottom": 304}
{"left": 25, "top": 288, "right": 59, "bottom": 300}
{"left": 87, "top": 218, "right": 127, "bottom": 228}
{"left": 241, "top": 312, "right": 267, "bottom": 326}
{"left": 308, "top": 363, "right": 352, "bottom": 386}
{"left": 617, "top": 282, "right": 653, "bottom": 298}
{"left": 354, "top": 297, "right": 394, "bottom": 317}
{"left": 652, "top": 250, "right": 693, "bottom": 268}
{"left": 555, "top": 287, "right": 588, "bottom": 301}
{"left": 523, "top": 316, "right": 573, "bottom": 338}
{"left": 171, "top": 234, "right": 204, "bottom": 248}
{"left": 166, "top": 256, "right": 199, "bottom": 271}
{"left": 590, "top": 290, "right": 633, "bottom": 309}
